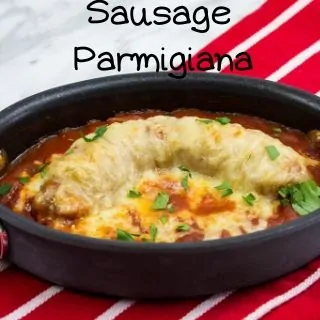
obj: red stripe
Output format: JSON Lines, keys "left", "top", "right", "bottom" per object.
{"left": 117, "top": 299, "right": 203, "bottom": 320}
{"left": 22, "top": 290, "right": 117, "bottom": 320}
{"left": 278, "top": 52, "right": 320, "bottom": 94}
{"left": 222, "top": 0, "right": 320, "bottom": 77}
{"left": 187, "top": 0, "right": 296, "bottom": 71}
{"left": 0, "top": 267, "right": 50, "bottom": 317}
{"left": 263, "top": 270, "right": 320, "bottom": 320}
{"left": 199, "top": 263, "right": 318, "bottom": 320}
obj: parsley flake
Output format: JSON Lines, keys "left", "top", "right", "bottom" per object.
{"left": 215, "top": 181, "right": 233, "bottom": 197}
{"left": 160, "top": 215, "right": 169, "bottom": 224}
{"left": 181, "top": 175, "right": 189, "bottom": 191}
{"left": 0, "top": 183, "right": 12, "bottom": 196}
{"left": 196, "top": 117, "right": 231, "bottom": 125}
{"left": 215, "top": 117, "right": 231, "bottom": 125}
{"left": 36, "top": 163, "right": 49, "bottom": 178}
{"left": 82, "top": 125, "right": 108, "bottom": 142}
{"left": 278, "top": 180, "right": 320, "bottom": 216}
{"left": 116, "top": 229, "right": 135, "bottom": 242}
{"left": 221, "top": 189, "right": 233, "bottom": 197}
{"left": 178, "top": 166, "right": 192, "bottom": 177}
{"left": 152, "top": 192, "right": 170, "bottom": 210}
{"left": 243, "top": 193, "right": 256, "bottom": 206}
{"left": 18, "top": 177, "right": 30, "bottom": 185}
{"left": 196, "top": 118, "right": 213, "bottom": 124}
{"left": 127, "top": 189, "right": 142, "bottom": 198}
{"left": 149, "top": 224, "right": 158, "bottom": 242}
{"left": 40, "top": 168, "right": 48, "bottom": 178}
{"left": 265, "top": 145, "right": 280, "bottom": 161}
{"left": 176, "top": 224, "right": 191, "bottom": 232}
{"left": 179, "top": 166, "right": 192, "bottom": 191}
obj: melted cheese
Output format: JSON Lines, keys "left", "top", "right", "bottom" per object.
{"left": 14, "top": 116, "right": 316, "bottom": 242}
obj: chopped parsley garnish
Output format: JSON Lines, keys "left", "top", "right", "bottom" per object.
{"left": 178, "top": 166, "right": 192, "bottom": 177}
{"left": 215, "top": 117, "right": 231, "bottom": 125}
{"left": 18, "top": 177, "right": 30, "bottom": 185}
{"left": 152, "top": 192, "right": 170, "bottom": 210}
{"left": 0, "top": 183, "right": 12, "bottom": 196}
{"left": 196, "top": 117, "right": 231, "bottom": 125}
{"left": 278, "top": 180, "right": 320, "bottom": 215}
{"left": 221, "top": 189, "right": 233, "bottom": 197}
{"left": 215, "top": 181, "right": 231, "bottom": 190}
{"left": 179, "top": 166, "right": 192, "bottom": 191}
{"left": 40, "top": 168, "right": 48, "bottom": 178}
{"left": 280, "top": 198, "right": 290, "bottom": 206}
{"left": 176, "top": 224, "right": 191, "bottom": 232}
{"left": 36, "top": 163, "right": 49, "bottom": 178}
{"left": 160, "top": 215, "right": 169, "bottom": 224}
{"left": 278, "top": 186, "right": 291, "bottom": 198}
{"left": 127, "top": 189, "right": 142, "bottom": 198}
{"left": 130, "top": 233, "right": 141, "bottom": 237}
{"left": 116, "top": 229, "right": 135, "bottom": 241}
{"left": 243, "top": 193, "right": 256, "bottom": 206}
{"left": 149, "top": 224, "right": 158, "bottom": 242}
{"left": 196, "top": 118, "right": 213, "bottom": 124}
{"left": 265, "top": 145, "right": 280, "bottom": 161}
{"left": 82, "top": 125, "right": 108, "bottom": 142}
{"left": 181, "top": 175, "right": 189, "bottom": 191}
{"left": 215, "top": 181, "right": 233, "bottom": 197}
{"left": 37, "top": 163, "right": 48, "bottom": 172}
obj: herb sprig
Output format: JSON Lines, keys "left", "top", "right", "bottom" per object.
{"left": 215, "top": 181, "right": 233, "bottom": 197}
{"left": 265, "top": 145, "right": 280, "bottom": 161}
{"left": 278, "top": 180, "right": 320, "bottom": 215}
{"left": 243, "top": 193, "right": 256, "bottom": 206}
{"left": 179, "top": 166, "right": 192, "bottom": 191}
{"left": 196, "top": 117, "right": 231, "bottom": 125}
{"left": 116, "top": 229, "right": 136, "bottom": 241}
{"left": 152, "top": 192, "right": 170, "bottom": 210}
{"left": 82, "top": 126, "right": 108, "bottom": 142}
{"left": 0, "top": 183, "right": 12, "bottom": 196}
{"left": 127, "top": 189, "right": 142, "bottom": 198}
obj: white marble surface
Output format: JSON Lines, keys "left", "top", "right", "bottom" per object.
{"left": 0, "top": 0, "right": 264, "bottom": 110}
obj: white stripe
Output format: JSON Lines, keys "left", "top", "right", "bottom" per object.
{"left": 266, "top": 40, "right": 320, "bottom": 81}
{"left": 316, "top": 90, "right": 320, "bottom": 96}
{"left": 95, "top": 299, "right": 135, "bottom": 320}
{"left": 180, "top": 291, "right": 234, "bottom": 320}
{"left": 243, "top": 268, "right": 320, "bottom": 320}
{"left": 2, "top": 286, "right": 63, "bottom": 320}
{"left": 208, "top": 0, "right": 313, "bottom": 73}
{"left": 0, "top": 260, "right": 9, "bottom": 272}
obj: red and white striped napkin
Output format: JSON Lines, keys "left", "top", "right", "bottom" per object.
{"left": 1, "top": 0, "right": 320, "bottom": 319}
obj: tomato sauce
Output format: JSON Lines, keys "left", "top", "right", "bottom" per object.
{"left": 194, "top": 194, "right": 235, "bottom": 215}
{"left": 268, "top": 205, "right": 299, "bottom": 227}
{"left": 0, "top": 109, "right": 319, "bottom": 234}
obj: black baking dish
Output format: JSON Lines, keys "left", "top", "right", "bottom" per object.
{"left": 0, "top": 72, "right": 320, "bottom": 298}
